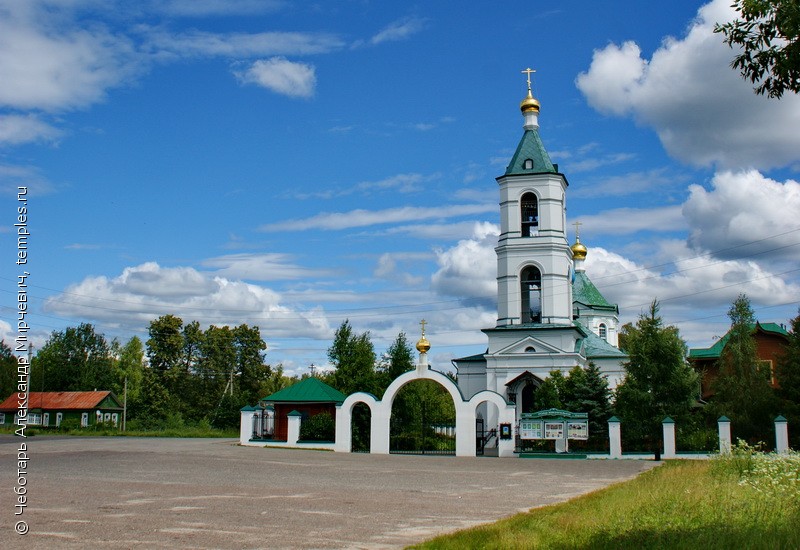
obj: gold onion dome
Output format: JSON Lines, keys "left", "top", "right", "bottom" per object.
{"left": 520, "top": 89, "right": 540, "bottom": 113}
{"left": 571, "top": 238, "right": 588, "bottom": 261}
{"left": 416, "top": 335, "right": 431, "bottom": 353}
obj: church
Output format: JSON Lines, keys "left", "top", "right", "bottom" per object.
{"left": 453, "top": 72, "right": 627, "bottom": 425}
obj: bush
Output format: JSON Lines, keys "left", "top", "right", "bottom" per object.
{"left": 299, "top": 412, "right": 335, "bottom": 441}
{"left": 58, "top": 418, "right": 81, "bottom": 432}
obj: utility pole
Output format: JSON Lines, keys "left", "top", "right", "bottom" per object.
{"left": 123, "top": 376, "right": 127, "bottom": 432}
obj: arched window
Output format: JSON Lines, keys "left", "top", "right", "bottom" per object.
{"left": 520, "top": 266, "right": 542, "bottom": 324}
{"left": 520, "top": 192, "right": 538, "bottom": 237}
{"left": 599, "top": 323, "right": 607, "bottom": 341}
{"left": 523, "top": 158, "right": 534, "bottom": 170}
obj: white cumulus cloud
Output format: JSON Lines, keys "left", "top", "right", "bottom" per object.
{"left": 575, "top": 0, "right": 800, "bottom": 170}
{"left": 43, "top": 262, "right": 331, "bottom": 339}
{"left": 234, "top": 57, "right": 316, "bottom": 98}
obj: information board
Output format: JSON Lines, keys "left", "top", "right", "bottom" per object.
{"left": 520, "top": 420, "right": 543, "bottom": 440}
{"left": 544, "top": 422, "right": 564, "bottom": 440}
{"left": 567, "top": 421, "right": 589, "bottom": 440}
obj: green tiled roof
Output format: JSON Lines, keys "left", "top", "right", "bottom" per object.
{"left": 688, "top": 322, "right": 789, "bottom": 359}
{"left": 580, "top": 329, "right": 628, "bottom": 359}
{"left": 505, "top": 129, "right": 558, "bottom": 176}
{"left": 572, "top": 271, "right": 617, "bottom": 312}
{"left": 261, "top": 377, "right": 347, "bottom": 404}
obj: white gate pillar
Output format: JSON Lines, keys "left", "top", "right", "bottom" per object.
{"left": 662, "top": 417, "right": 676, "bottom": 459}
{"left": 775, "top": 415, "right": 789, "bottom": 454}
{"left": 608, "top": 416, "right": 622, "bottom": 459}
{"left": 287, "top": 411, "right": 302, "bottom": 445}
{"left": 718, "top": 416, "right": 732, "bottom": 454}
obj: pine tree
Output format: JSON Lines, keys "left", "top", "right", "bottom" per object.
{"left": 615, "top": 300, "right": 699, "bottom": 446}
{"left": 713, "top": 294, "right": 780, "bottom": 441}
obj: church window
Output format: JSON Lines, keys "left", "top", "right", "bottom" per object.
{"left": 520, "top": 266, "right": 542, "bottom": 323}
{"left": 599, "top": 323, "right": 607, "bottom": 340}
{"left": 524, "top": 346, "right": 535, "bottom": 353}
{"left": 523, "top": 158, "right": 534, "bottom": 169}
{"left": 520, "top": 193, "right": 539, "bottom": 237}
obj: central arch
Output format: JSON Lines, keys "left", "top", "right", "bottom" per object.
{"left": 336, "top": 366, "right": 517, "bottom": 457}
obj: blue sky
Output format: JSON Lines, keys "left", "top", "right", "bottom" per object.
{"left": 2, "top": 0, "right": 800, "bottom": 376}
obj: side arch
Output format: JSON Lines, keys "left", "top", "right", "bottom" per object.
{"left": 468, "top": 390, "right": 517, "bottom": 457}
{"left": 335, "top": 392, "right": 378, "bottom": 453}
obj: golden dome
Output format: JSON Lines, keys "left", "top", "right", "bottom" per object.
{"left": 571, "top": 238, "right": 587, "bottom": 261}
{"left": 416, "top": 336, "right": 430, "bottom": 353}
{"left": 520, "top": 89, "right": 540, "bottom": 113}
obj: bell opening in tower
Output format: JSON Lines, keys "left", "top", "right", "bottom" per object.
{"left": 520, "top": 193, "right": 539, "bottom": 237}
{"left": 520, "top": 266, "right": 542, "bottom": 324}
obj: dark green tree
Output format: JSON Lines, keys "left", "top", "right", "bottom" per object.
{"left": 376, "top": 332, "right": 414, "bottom": 395}
{"left": 0, "top": 341, "right": 18, "bottom": 401}
{"left": 615, "top": 300, "right": 699, "bottom": 446}
{"left": 532, "top": 376, "right": 562, "bottom": 411}
{"left": 715, "top": 0, "right": 800, "bottom": 98}
{"left": 712, "top": 294, "right": 780, "bottom": 441}
{"left": 233, "top": 324, "right": 270, "bottom": 406}
{"left": 328, "top": 320, "right": 376, "bottom": 396}
{"left": 776, "top": 309, "right": 800, "bottom": 447}
{"left": 32, "top": 323, "right": 114, "bottom": 392}
{"left": 128, "top": 368, "right": 171, "bottom": 429}
{"left": 147, "top": 315, "right": 184, "bottom": 375}
{"left": 110, "top": 336, "right": 145, "bottom": 407}
{"left": 561, "top": 363, "right": 613, "bottom": 444}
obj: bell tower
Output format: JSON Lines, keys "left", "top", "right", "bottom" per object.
{"left": 495, "top": 70, "right": 573, "bottom": 327}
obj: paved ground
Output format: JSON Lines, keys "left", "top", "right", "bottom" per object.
{"left": 0, "top": 436, "right": 658, "bottom": 549}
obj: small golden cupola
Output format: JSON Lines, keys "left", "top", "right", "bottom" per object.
{"left": 520, "top": 89, "right": 540, "bottom": 114}
{"left": 571, "top": 237, "right": 587, "bottom": 261}
{"left": 417, "top": 330, "right": 431, "bottom": 353}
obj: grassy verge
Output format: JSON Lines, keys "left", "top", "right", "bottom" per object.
{"left": 411, "top": 448, "right": 800, "bottom": 550}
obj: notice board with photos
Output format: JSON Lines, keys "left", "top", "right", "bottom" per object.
{"left": 519, "top": 409, "right": 589, "bottom": 441}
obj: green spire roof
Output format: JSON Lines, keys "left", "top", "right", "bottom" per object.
{"left": 572, "top": 271, "right": 617, "bottom": 312}
{"left": 261, "top": 377, "right": 347, "bottom": 404}
{"left": 505, "top": 129, "right": 557, "bottom": 176}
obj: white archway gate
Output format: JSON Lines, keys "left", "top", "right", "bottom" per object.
{"left": 335, "top": 359, "right": 516, "bottom": 457}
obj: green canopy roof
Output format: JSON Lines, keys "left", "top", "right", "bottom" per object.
{"left": 261, "top": 377, "right": 347, "bottom": 404}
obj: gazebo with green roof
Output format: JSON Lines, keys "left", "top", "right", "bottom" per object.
{"left": 259, "top": 377, "right": 346, "bottom": 441}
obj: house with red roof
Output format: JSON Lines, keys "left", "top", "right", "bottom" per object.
{"left": 0, "top": 391, "right": 124, "bottom": 429}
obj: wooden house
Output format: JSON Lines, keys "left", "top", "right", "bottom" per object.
{"left": 0, "top": 391, "right": 124, "bottom": 428}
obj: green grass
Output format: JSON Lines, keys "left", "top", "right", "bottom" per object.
{"left": 411, "top": 450, "right": 800, "bottom": 550}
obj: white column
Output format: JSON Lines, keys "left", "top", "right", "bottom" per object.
{"left": 240, "top": 409, "right": 254, "bottom": 445}
{"left": 608, "top": 417, "right": 622, "bottom": 459}
{"left": 334, "top": 405, "right": 350, "bottom": 453}
{"left": 775, "top": 415, "right": 789, "bottom": 454}
{"left": 662, "top": 417, "right": 676, "bottom": 459}
{"left": 287, "top": 411, "right": 302, "bottom": 445}
{"left": 718, "top": 416, "right": 732, "bottom": 454}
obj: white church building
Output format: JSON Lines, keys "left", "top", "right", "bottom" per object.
{"left": 453, "top": 74, "right": 627, "bottom": 426}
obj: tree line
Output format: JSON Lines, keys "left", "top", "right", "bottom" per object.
{"left": 2, "top": 294, "right": 799, "bottom": 449}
